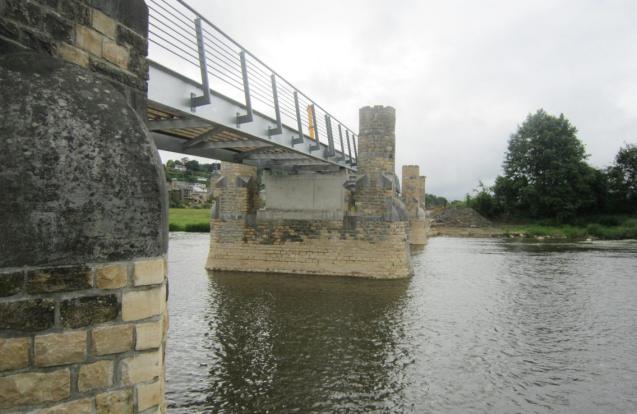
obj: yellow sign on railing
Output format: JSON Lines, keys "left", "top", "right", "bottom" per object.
{"left": 307, "top": 104, "right": 316, "bottom": 140}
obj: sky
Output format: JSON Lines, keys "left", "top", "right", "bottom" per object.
{"left": 157, "top": 0, "right": 637, "bottom": 200}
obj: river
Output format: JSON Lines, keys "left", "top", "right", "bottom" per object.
{"left": 165, "top": 233, "right": 637, "bottom": 413}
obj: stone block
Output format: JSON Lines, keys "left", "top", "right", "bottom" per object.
{"left": 120, "top": 350, "right": 162, "bottom": 385}
{"left": 134, "top": 258, "right": 164, "bottom": 286}
{"left": 0, "top": 337, "right": 30, "bottom": 371}
{"left": 60, "top": 294, "right": 118, "bottom": 328}
{"left": 78, "top": 360, "right": 113, "bottom": 391}
{"left": 116, "top": 24, "right": 148, "bottom": 54}
{"left": 35, "top": 330, "right": 86, "bottom": 367}
{"left": 0, "top": 270, "right": 23, "bottom": 297}
{"left": 26, "top": 265, "right": 91, "bottom": 293}
{"left": 96, "top": 388, "right": 133, "bottom": 414}
{"left": 55, "top": 42, "right": 90, "bottom": 68}
{"left": 75, "top": 24, "right": 103, "bottom": 56}
{"left": 122, "top": 286, "right": 164, "bottom": 321}
{"left": 103, "top": 38, "right": 129, "bottom": 68}
{"left": 92, "top": 324, "right": 133, "bottom": 355}
{"left": 3, "top": 0, "right": 43, "bottom": 27}
{"left": 34, "top": 398, "right": 93, "bottom": 413}
{"left": 137, "top": 379, "right": 162, "bottom": 411}
{"left": 0, "top": 369, "right": 70, "bottom": 409}
{"left": 58, "top": 0, "right": 90, "bottom": 25}
{"left": 0, "top": 298, "right": 55, "bottom": 331}
{"left": 44, "top": 11, "right": 73, "bottom": 42}
{"left": 135, "top": 319, "right": 162, "bottom": 350}
{"left": 95, "top": 263, "right": 128, "bottom": 289}
{"left": 92, "top": 8, "right": 117, "bottom": 38}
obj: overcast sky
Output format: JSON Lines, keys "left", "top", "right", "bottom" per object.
{"left": 158, "top": 0, "right": 636, "bottom": 200}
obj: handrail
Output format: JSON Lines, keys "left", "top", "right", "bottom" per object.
{"left": 147, "top": 0, "right": 357, "bottom": 163}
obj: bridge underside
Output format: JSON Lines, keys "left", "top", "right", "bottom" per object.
{"left": 148, "top": 63, "right": 356, "bottom": 173}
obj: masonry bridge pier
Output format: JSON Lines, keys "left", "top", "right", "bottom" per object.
{"left": 0, "top": 0, "right": 427, "bottom": 412}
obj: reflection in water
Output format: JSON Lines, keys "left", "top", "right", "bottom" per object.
{"left": 205, "top": 273, "right": 410, "bottom": 412}
{"left": 165, "top": 234, "right": 637, "bottom": 413}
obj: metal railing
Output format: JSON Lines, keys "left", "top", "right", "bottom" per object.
{"left": 147, "top": 0, "right": 358, "bottom": 163}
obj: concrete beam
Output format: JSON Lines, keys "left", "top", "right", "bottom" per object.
{"left": 148, "top": 118, "right": 213, "bottom": 130}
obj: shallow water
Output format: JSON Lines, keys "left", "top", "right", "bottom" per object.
{"left": 165, "top": 233, "right": 637, "bottom": 413}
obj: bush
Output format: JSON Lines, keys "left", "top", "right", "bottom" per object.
{"left": 184, "top": 223, "right": 210, "bottom": 232}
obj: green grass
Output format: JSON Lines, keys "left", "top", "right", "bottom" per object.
{"left": 169, "top": 208, "right": 210, "bottom": 232}
{"left": 504, "top": 216, "right": 637, "bottom": 240}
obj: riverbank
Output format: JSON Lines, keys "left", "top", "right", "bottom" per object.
{"left": 169, "top": 208, "right": 210, "bottom": 232}
{"left": 430, "top": 217, "right": 637, "bottom": 240}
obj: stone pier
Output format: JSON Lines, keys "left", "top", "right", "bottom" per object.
{"left": 401, "top": 165, "right": 428, "bottom": 245}
{"left": 1, "top": 1, "right": 168, "bottom": 412}
{"left": 207, "top": 106, "right": 413, "bottom": 278}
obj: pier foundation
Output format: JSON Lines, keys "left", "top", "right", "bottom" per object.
{"left": 402, "top": 165, "right": 428, "bottom": 245}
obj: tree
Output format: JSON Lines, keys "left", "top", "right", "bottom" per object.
{"left": 607, "top": 144, "right": 637, "bottom": 212}
{"left": 494, "top": 109, "right": 596, "bottom": 221}
{"left": 466, "top": 181, "right": 501, "bottom": 219}
{"left": 425, "top": 194, "right": 448, "bottom": 208}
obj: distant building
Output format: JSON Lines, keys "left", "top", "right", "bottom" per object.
{"left": 169, "top": 179, "right": 209, "bottom": 205}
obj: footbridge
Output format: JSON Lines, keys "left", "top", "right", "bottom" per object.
{"left": 0, "top": 1, "right": 428, "bottom": 412}
{"left": 146, "top": 0, "right": 358, "bottom": 171}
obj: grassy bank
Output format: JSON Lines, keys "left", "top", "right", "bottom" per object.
{"left": 169, "top": 208, "right": 210, "bottom": 232}
{"left": 503, "top": 216, "right": 637, "bottom": 240}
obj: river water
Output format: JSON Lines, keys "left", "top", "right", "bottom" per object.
{"left": 165, "top": 233, "right": 637, "bottom": 413}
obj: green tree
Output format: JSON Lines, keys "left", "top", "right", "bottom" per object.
{"left": 494, "top": 109, "right": 596, "bottom": 221}
{"left": 607, "top": 144, "right": 637, "bottom": 212}
{"left": 425, "top": 194, "right": 448, "bottom": 208}
{"left": 466, "top": 181, "right": 501, "bottom": 219}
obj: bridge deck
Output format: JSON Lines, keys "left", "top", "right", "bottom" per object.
{"left": 146, "top": 0, "right": 357, "bottom": 171}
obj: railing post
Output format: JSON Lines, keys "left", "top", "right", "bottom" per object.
{"left": 291, "top": 91, "right": 304, "bottom": 146}
{"left": 324, "top": 115, "right": 335, "bottom": 157}
{"left": 345, "top": 130, "right": 353, "bottom": 164}
{"left": 236, "top": 50, "right": 253, "bottom": 125}
{"left": 352, "top": 133, "right": 358, "bottom": 165}
{"left": 337, "top": 124, "right": 345, "bottom": 161}
{"left": 268, "top": 74, "right": 283, "bottom": 136}
{"left": 190, "top": 17, "right": 211, "bottom": 110}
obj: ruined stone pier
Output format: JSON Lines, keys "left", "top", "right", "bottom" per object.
{"left": 207, "top": 106, "right": 414, "bottom": 278}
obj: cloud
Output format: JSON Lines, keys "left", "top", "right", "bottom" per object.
{"left": 159, "top": 0, "right": 637, "bottom": 199}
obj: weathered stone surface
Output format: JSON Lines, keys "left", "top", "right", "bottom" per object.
{"left": 91, "top": 8, "right": 116, "bottom": 38}
{"left": 0, "top": 298, "right": 55, "bottom": 331}
{"left": 55, "top": 42, "right": 90, "bottom": 68}
{"left": 60, "top": 295, "right": 119, "bottom": 328}
{"left": 89, "top": 0, "right": 148, "bottom": 35}
{"left": 122, "top": 286, "right": 164, "bottom": 321}
{"left": 92, "top": 324, "right": 133, "bottom": 355}
{"left": 26, "top": 265, "right": 91, "bottom": 293}
{"left": 0, "top": 270, "right": 23, "bottom": 297}
{"left": 95, "top": 388, "right": 133, "bottom": 414}
{"left": 0, "top": 369, "right": 70, "bottom": 409}
{"left": 120, "top": 350, "right": 162, "bottom": 385}
{"left": 78, "top": 360, "right": 113, "bottom": 391}
{"left": 0, "top": 52, "right": 167, "bottom": 268}
{"left": 137, "top": 379, "right": 162, "bottom": 411}
{"left": 75, "top": 24, "right": 103, "bottom": 56}
{"left": 135, "top": 319, "right": 163, "bottom": 350}
{"left": 34, "top": 398, "right": 93, "bottom": 414}
{"left": 0, "top": 337, "right": 30, "bottom": 371}
{"left": 95, "top": 263, "right": 128, "bottom": 289}
{"left": 35, "top": 330, "right": 86, "bottom": 367}
{"left": 134, "top": 258, "right": 165, "bottom": 286}
{"left": 102, "top": 38, "right": 129, "bottom": 68}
